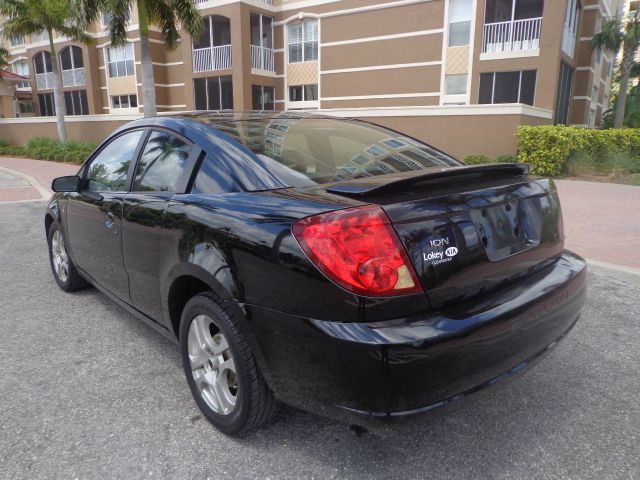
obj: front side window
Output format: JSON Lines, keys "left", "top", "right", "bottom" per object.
{"left": 288, "top": 20, "right": 318, "bottom": 63}
{"left": 448, "top": 0, "right": 472, "bottom": 46}
{"left": 64, "top": 90, "right": 88, "bottom": 115}
{"left": 252, "top": 85, "right": 275, "bottom": 110}
{"left": 85, "top": 131, "right": 144, "bottom": 192}
{"left": 478, "top": 70, "right": 536, "bottom": 105}
{"left": 194, "top": 76, "right": 233, "bottom": 110}
{"left": 289, "top": 84, "right": 317, "bottom": 102}
{"left": 107, "top": 43, "right": 135, "bottom": 78}
{"left": 133, "top": 131, "right": 194, "bottom": 192}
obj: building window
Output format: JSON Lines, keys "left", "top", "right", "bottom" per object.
{"left": 478, "top": 70, "right": 536, "bottom": 105}
{"left": 443, "top": 74, "right": 468, "bottom": 104}
{"left": 17, "top": 101, "right": 34, "bottom": 115}
{"left": 12, "top": 61, "right": 30, "bottom": 89}
{"left": 448, "top": 0, "right": 472, "bottom": 46}
{"left": 111, "top": 94, "right": 138, "bottom": 109}
{"left": 101, "top": 12, "right": 113, "bottom": 29}
{"left": 9, "top": 34, "right": 24, "bottom": 47}
{"left": 289, "top": 84, "right": 317, "bottom": 102}
{"left": 251, "top": 13, "right": 273, "bottom": 49}
{"left": 30, "top": 30, "right": 48, "bottom": 43}
{"left": 194, "top": 76, "right": 234, "bottom": 110}
{"left": 194, "top": 15, "right": 231, "bottom": 49}
{"left": 33, "top": 51, "right": 53, "bottom": 75}
{"left": 38, "top": 92, "right": 55, "bottom": 116}
{"left": 554, "top": 61, "right": 574, "bottom": 125}
{"left": 60, "top": 46, "right": 84, "bottom": 71}
{"left": 252, "top": 85, "right": 275, "bottom": 110}
{"left": 288, "top": 20, "right": 318, "bottom": 63}
{"left": 106, "top": 43, "right": 134, "bottom": 77}
{"left": 562, "top": 0, "right": 580, "bottom": 57}
{"left": 64, "top": 90, "right": 89, "bottom": 115}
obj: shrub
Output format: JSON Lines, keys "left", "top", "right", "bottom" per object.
{"left": 516, "top": 125, "right": 640, "bottom": 176}
{"left": 23, "top": 137, "right": 96, "bottom": 164}
{"left": 0, "top": 138, "right": 9, "bottom": 148}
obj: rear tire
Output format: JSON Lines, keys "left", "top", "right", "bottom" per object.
{"left": 179, "top": 292, "right": 277, "bottom": 436}
{"left": 47, "top": 223, "right": 88, "bottom": 292}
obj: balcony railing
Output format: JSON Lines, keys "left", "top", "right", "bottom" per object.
{"left": 192, "top": 45, "right": 232, "bottom": 72}
{"left": 482, "top": 17, "right": 542, "bottom": 54}
{"left": 251, "top": 45, "right": 275, "bottom": 72}
{"left": 62, "top": 67, "right": 86, "bottom": 87}
{"left": 35, "top": 72, "right": 55, "bottom": 90}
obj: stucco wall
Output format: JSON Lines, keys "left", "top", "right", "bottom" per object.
{"left": 0, "top": 109, "right": 551, "bottom": 159}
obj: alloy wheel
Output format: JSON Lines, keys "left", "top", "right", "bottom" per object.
{"left": 188, "top": 314, "right": 238, "bottom": 415}
{"left": 51, "top": 230, "right": 70, "bottom": 283}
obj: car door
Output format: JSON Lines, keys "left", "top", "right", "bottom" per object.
{"left": 65, "top": 129, "right": 146, "bottom": 302}
{"left": 122, "top": 129, "right": 199, "bottom": 322}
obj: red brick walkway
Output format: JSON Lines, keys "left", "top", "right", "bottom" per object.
{"left": 0, "top": 157, "right": 78, "bottom": 202}
{"left": 0, "top": 157, "right": 638, "bottom": 268}
{"left": 555, "top": 180, "right": 640, "bottom": 269}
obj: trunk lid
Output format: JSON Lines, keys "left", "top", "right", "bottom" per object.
{"left": 325, "top": 165, "right": 564, "bottom": 308}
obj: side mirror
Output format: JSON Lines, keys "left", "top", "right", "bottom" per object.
{"left": 52, "top": 175, "right": 80, "bottom": 193}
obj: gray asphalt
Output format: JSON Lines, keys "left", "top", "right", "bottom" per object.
{"left": 1, "top": 201, "right": 639, "bottom": 480}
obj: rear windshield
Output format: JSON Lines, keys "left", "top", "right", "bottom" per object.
{"left": 210, "top": 117, "right": 461, "bottom": 186}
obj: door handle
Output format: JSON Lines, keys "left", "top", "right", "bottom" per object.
{"left": 105, "top": 211, "right": 116, "bottom": 228}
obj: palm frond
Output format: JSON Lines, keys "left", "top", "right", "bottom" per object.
{"left": 591, "top": 15, "right": 623, "bottom": 54}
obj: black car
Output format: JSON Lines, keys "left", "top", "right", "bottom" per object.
{"left": 45, "top": 113, "right": 587, "bottom": 436}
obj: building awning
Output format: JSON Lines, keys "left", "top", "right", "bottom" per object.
{"left": 0, "top": 69, "right": 28, "bottom": 82}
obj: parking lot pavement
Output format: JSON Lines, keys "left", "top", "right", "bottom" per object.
{"left": 1, "top": 201, "right": 639, "bottom": 480}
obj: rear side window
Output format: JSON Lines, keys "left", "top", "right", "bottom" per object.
{"left": 86, "top": 130, "right": 144, "bottom": 192}
{"left": 132, "top": 131, "right": 194, "bottom": 192}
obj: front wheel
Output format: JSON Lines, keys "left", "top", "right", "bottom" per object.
{"left": 179, "top": 293, "right": 277, "bottom": 436}
{"left": 47, "top": 223, "right": 88, "bottom": 292}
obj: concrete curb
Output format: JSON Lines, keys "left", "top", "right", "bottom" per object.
{"left": 587, "top": 258, "right": 640, "bottom": 288}
{"left": 0, "top": 165, "right": 50, "bottom": 201}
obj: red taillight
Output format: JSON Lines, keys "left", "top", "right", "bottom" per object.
{"left": 292, "top": 205, "right": 422, "bottom": 297}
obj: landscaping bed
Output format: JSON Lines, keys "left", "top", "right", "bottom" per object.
{"left": 0, "top": 138, "right": 96, "bottom": 164}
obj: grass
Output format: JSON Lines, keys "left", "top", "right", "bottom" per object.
{"left": 565, "top": 151, "right": 640, "bottom": 186}
{"left": 0, "top": 137, "right": 96, "bottom": 164}
{"left": 465, "top": 151, "right": 640, "bottom": 186}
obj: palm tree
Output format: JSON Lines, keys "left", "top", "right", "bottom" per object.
{"left": 0, "top": 46, "right": 9, "bottom": 70}
{"left": 81, "top": 0, "right": 202, "bottom": 117}
{"left": 0, "top": 0, "right": 92, "bottom": 141}
{"left": 591, "top": 10, "right": 640, "bottom": 129}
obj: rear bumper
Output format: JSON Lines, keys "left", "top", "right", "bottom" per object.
{"left": 248, "top": 251, "right": 587, "bottom": 419}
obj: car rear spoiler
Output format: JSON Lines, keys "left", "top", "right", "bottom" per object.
{"left": 323, "top": 163, "right": 532, "bottom": 196}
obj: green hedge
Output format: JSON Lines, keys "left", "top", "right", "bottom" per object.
{"left": 0, "top": 137, "right": 96, "bottom": 164}
{"left": 516, "top": 126, "right": 640, "bottom": 176}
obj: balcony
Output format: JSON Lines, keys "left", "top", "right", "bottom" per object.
{"left": 35, "top": 72, "right": 55, "bottom": 90}
{"left": 482, "top": 17, "right": 542, "bottom": 55}
{"left": 62, "top": 67, "right": 86, "bottom": 87}
{"left": 192, "top": 45, "right": 232, "bottom": 72}
{"left": 251, "top": 45, "right": 274, "bottom": 72}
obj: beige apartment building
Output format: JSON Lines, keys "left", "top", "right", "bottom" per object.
{"left": 0, "top": 0, "right": 618, "bottom": 157}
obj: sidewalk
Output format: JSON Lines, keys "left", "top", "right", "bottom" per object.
{"left": 555, "top": 179, "right": 640, "bottom": 270}
{"left": 0, "top": 157, "right": 78, "bottom": 203}
{"left": 0, "top": 157, "right": 638, "bottom": 269}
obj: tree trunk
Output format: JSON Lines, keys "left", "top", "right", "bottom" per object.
{"left": 615, "top": 50, "right": 634, "bottom": 129}
{"left": 48, "top": 29, "right": 67, "bottom": 141}
{"left": 138, "top": 0, "right": 157, "bottom": 117}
